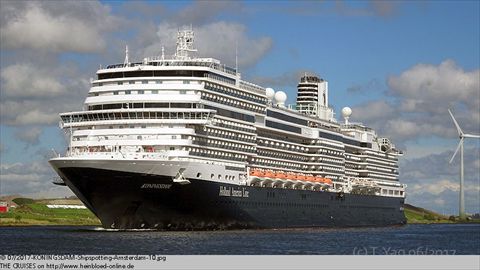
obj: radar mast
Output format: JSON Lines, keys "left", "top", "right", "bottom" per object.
{"left": 175, "top": 26, "right": 197, "bottom": 60}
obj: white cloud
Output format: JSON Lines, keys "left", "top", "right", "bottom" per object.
{"left": 15, "top": 126, "right": 43, "bottom": 146}
{"left": 388, "top": 60, "right": 480, "bottom": 113}
{"left": 0, "top": 60, "right": 89, "bottom": 126}
{"left": 171, "top": 1, "right": 243, "bottom": 25}
{"left": 434, "top": 198, "right": 445, "bottom": 206}
{"left": 1, "top": 63, "right": 65, "bottom": 98}
{"left": 409, "top": 179, "right": 460, "bottom": 195}
{"left": 401, "top": 148, "right": 480, "bottom": 214}
{"left": 0, "top": 160, "right": 73, "bottom": 198}
{"left": 352, "top": 60, "right": 480, "bottom": 144}
{"left": 0, "top": 1, "right": 124, "bottom": 53}
{"left": 140, "top": 21, "right": 272, "bottom": 68}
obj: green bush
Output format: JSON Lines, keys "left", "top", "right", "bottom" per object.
{"left": 12, "top": 198, "right": 35, "bottom": 205}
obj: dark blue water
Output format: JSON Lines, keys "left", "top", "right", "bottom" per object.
{"left": 1, "top": 224, "right": 479, "bottom": 255}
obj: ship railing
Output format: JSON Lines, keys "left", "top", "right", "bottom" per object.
{"left": 104, "top": 58, "right": 238, "bottom": 76}
{"left": 60, "top": 109, "right": 215, "bottom": 125}
{"left": 203, "top": 73, "right": 236, "bottom": 86}
{"left": 66, "top": 149, "right": 171, "bottom": 160}
{"left": 238, "top": 81, "right": 265, "bottom": 95}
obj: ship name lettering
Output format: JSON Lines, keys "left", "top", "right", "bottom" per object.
{"left": 219, "top": 186, "right": 249, "bottom": 197}
{"left": 141, "top": 183, "right": 172, "bottom": 189}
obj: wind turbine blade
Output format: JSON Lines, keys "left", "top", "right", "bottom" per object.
{"left": 448, "top": 109, "right": 463, "bottom": 136}
{"left": 463, "top": 134, "right": 480, "bottom": 139}
{"left": 449, "top": 138, "right": 463, "bottom": 164}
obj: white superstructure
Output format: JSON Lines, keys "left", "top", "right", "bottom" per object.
{"left": 55, "top": 27, "right": 405, "bottom": 199}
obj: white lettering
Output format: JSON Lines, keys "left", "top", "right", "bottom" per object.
{"left": 141, "top": 183, "right": 172, "bottom": 189}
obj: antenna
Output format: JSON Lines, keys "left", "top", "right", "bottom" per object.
{"left": 235, "top": 40, "right": 238, "bottom": 73}
{"left": 124, "top": 45, "right": 129, "bottom": 66}
{"left": 448, "top": 108, "right": 480, "bottom": 219}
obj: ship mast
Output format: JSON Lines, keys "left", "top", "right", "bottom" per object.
{"left": 175, "top": 26, "right": 197, "bottom": 60}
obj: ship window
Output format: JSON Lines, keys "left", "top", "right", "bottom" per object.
{"left": 218, "top": 175, "right": 222, "bottom": 180}
{"left": 170, "top": 147, "right": 175, "bottom": 151}
{"left": 180, "top": 90, "right": 186, "bottom": 94}
{"left": 211, "top": 174, "right": 215, "bottom": 179}
{"left": 197, "top": 173, "right": 202, "bottom": 178}
{"left": 118, "top": 82, "right": 123, "bottom": 85}
{"left": 157, "top": 81, "right": 163, "bottom": 84}
{"left": 114, "top": 92, "right": 118, "bottom": 95}
{"left": 125, "top": 90, "right": 131, "bottom": 94}
{"left": 129, "top": 81, "right": 134, "bottom": 84}
{"left": 138, "top": 90, "right": 144, "bottom": 94}
{"left": 183, "top": 81, "right": 190, "bottom": 84}
{"left": 142, "top": 80, "right": 148, "bottom": 84}
{"left": 152, "top": 90, "right": 158, "bottom": 94}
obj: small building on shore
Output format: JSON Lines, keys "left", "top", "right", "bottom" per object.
{"left": 0, "top": 201, "right": 8, "bottom": 213}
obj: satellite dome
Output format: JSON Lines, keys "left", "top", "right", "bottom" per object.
{"left": 265, "top": 88, "right": 275, "bottom": 101}
{"left": 274, "top": 91, "right": 287, "bottom": 107}
{"left": 342, "top": 107, "right": 352, "bottom": 118}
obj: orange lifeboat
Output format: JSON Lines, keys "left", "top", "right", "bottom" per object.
{"left": 274, "top": 171, "right": 287, "bottom": 179}
{"left": 286, "top": 172, "right": 297, "bottom": 180}
{"left": 314, "top": 176, "right": 323, "bottom": 183}
{"left": 305, "top": 174, "right": 315, "bottom": 182}
{"left": 323, "top": 178, "right": 333, "bottom": 185}
{"left": 265, "top": 170, "right": 275, "bottom": 178}
{"left": 250, "top": 169, "right": 265, "bottom": 177}
{"left": 296, "top": 174, "right": 306, "bottom": 181}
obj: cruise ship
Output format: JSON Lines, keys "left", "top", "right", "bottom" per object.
{"left": 49, "top": 28, "right": 406, "bottom": 230}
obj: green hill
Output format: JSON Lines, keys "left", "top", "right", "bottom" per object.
{"left": 404, "top": 203, "right": 463, "bottom": 224}
{"left": 0, "top": 197, "right": 100, "bottom": 226}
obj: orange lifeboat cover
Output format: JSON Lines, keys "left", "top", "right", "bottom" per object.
{"left": 265, "top": 170, "right": 275, "bottom": 178}
{"left": 275, "top": 171, "right": 287, "bottom": 179}
{"left": 286, "top": 172, "right": 296, "bottom": 180}
{"left": 296, "top": 174, "right": 306, "bottom": 181}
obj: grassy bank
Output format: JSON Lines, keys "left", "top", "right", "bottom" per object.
{"left": 0, "top": 200, "right": 100, "bottom": 226}
{"left": 1, "top": 197, "right": 478, "bottom": 226}
{"left": 404, "top": 204, "right": 479, "bottom": 224}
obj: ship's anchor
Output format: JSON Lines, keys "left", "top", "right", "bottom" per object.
{"left": 173, "top": 168, "right": 190, "bottom": 185}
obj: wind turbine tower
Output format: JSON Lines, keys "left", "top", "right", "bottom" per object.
{"left": 448, "top": 109, "right": 480, "bottom": 219}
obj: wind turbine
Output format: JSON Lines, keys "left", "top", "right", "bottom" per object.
{"left": 448, "top": 109, "right": 480, "bottom": 219}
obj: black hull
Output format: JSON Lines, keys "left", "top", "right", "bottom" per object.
{"left": 58, "top": 167, "right": 406, "bottom": 230}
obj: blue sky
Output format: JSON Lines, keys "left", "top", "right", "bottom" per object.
{"left": 0, "top": 0, "right": 479, "bottom": 214}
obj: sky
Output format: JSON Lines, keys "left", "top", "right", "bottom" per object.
{"left": 0, "top": 0, "right": 479, "bottom": 215}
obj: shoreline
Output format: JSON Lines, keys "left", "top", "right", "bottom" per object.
{"left": 1, "top": 198, "right": 479, "bottom": 227}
